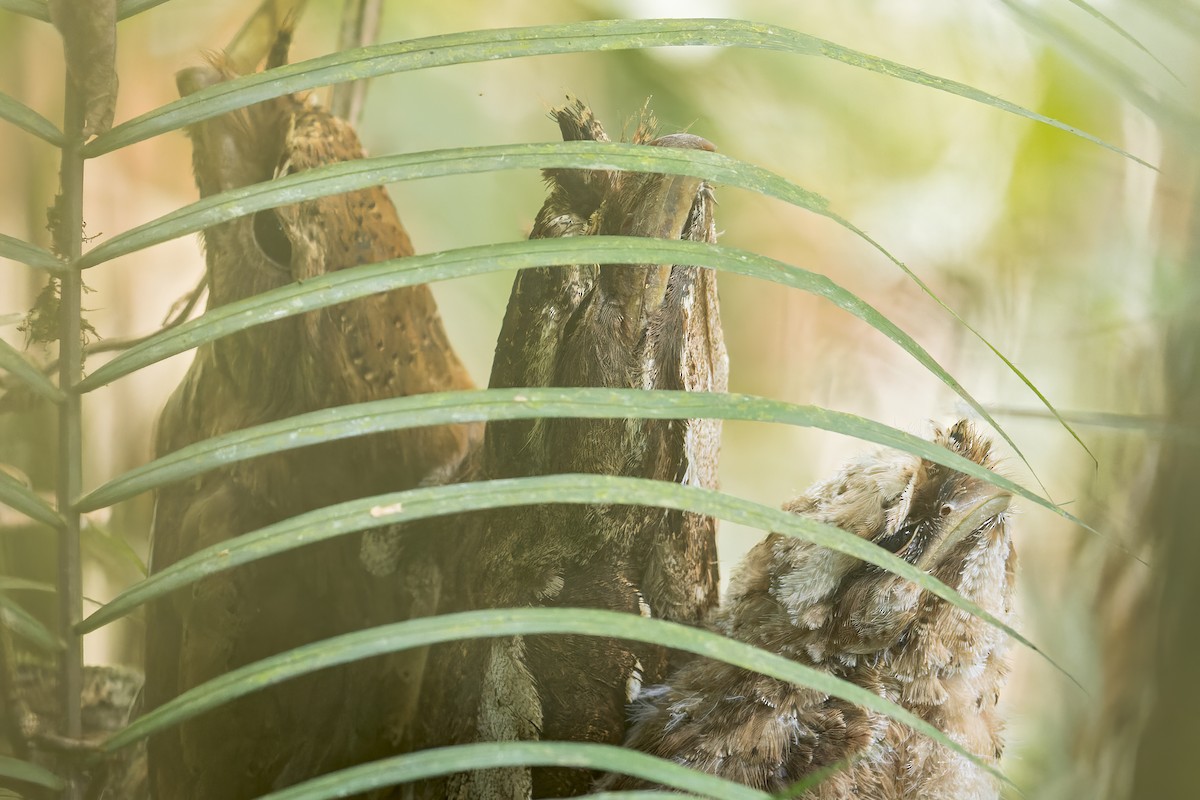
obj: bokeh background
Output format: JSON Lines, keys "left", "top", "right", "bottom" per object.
{"left": 2, "top": 1, "right": 1196, "bottom": 797}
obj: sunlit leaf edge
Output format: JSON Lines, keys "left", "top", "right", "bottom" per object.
{"left": 0, "top": 89, "right": 63, "bottom": 145}
{"left": 0, "top": 589, "right": 64, "bottom": 651}
{"left": 0, "top": 754, "right": 65, "bottom": 792}
{"left": 258, "top": 741, "right": 764, "bottom": 800}
{"left": 0, "top": 469, "right": 63, "bottom": 529}
{"left": 545, "top": 792, "right": 710, "bottom": 800}
{"left": 100, "top": 607, "right": 1012, "bottom": 790}
{"left": 78, "top": 143, "right": 830, "bottom": 268}
{"left": 74, "top": 236, "right": 1029, "bottom": 494}
{"left": 1060, "top": 0, "right": 1180, "bottom": 80}
{"left": 117, "top": 0, "right": 175, "bottom": 20}
{"left": 997, "top": 0, "right": 1199, "bottom": 141}
{"left": 0, "top": 335, "right": 65, "bottom": 402}
{"left": 0, "top": 0, "right": 49, "bottom": 23}
{"left": 74, "top": 388, "right": 1085, "bottom": 537}
{"left": 0, "top": 231, "right": 64, "bottom": 272}
{"left": 77, "top": 474, "right": 1051, "bottom": 686}
{"left": 988, "top": 404, "right": 1200, "bottom": 442}
{"left": 0, "top": 577, "right": 56, "bottom": 593}
{"left": 2, "top": 0, "right": 180, "bottom": 23}
{"left": 73, "top": 139, "right": 1085, "bottom": 473}
{"left": 83, "top": 18, "right": 1149, "bottom": 166}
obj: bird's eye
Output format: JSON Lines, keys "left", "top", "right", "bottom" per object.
{"left": 253, "top": 209, "right": 292, "bottom": 267}
{"left": 939, "top": 503, "right": 953, "bottom": 517}
{"left": 876, "top": 521, "right": 919, "bottom": 554}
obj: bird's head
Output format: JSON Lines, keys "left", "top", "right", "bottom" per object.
{"left": 498, "top": 99, "right": 722, "bottom": 483}
{"left": 532, "top": 98, "right": 717, "bottom": 341}
{"left": 177, "top": 27, "right": 412, "bottom": 308}
{"left": 862, "top": 421, "right": 1010, "bottom": 573}
{"left": 721, "top": 420, "right": 1015, "bottom": 660}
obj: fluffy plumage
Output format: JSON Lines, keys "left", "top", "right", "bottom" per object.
{"left": 602, "top": 420, "right": 1016, "bottom": 799}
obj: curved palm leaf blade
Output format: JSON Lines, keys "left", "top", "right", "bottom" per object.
{"left": 82, "top": 521, "right": 149, "bottom": 578}
{"left": 0, "top": 755, "right": 65, "bottom": 792}
{"left": 1142, "top": 0, "right": 1200, "bottom": 41}
{"left": 0, "top": 339, "right": 63, "bottom": 404}
{"left": 258, "top": 742, "right": 764, "bottom": 800}
{"left": 0, "top": 590, "right": 63, "bottom": 651}
{"left": 1060, "top": 0, "right": 1180, "bottom": 80}
{"left": 990, "top": 405, "right": 1200, "bottom": 442}
{"left": 116, "top": 0, "right": 175, "bottom": 20}
{"left": 997, "top": 0, "right": 1198, "bottom": 141}
{"left": 0, "top": 576, "right": 121, "bottom": 610}
{"left": 73, "top": 387, "right": 1087, "bottom": 536}
{"left": 0, "top": 577, "right": 56, "bottom": 593}
{"left": 71, "top": 141, "right": 1088, "bottom": 465}
{"left": 0, "top": 232, "right": 64, "bottom": 272}
{"left": 83, "top": 18, "right": 1147, "bottom": 165}
{"left": 0, "top": 90, "right": 62, "bottom": 145}
{"left": 551, "top": 794, "right": 709, "bottom": 800}
{"left": 73, "top": 236, "right": 1028, "bottom": 480}
{"left": 0, "top": 337, "right": 64, "bottom": 403}
{"left": 0, "top": 0, "right": 48, "bottom": 22}
{"left": 100, "top": 607, "right": 1010, "bottom": 788}
{"left": 76, "top": 474, "right": 1047, "bottom": 679}
{"left": 774, "top": 757, "right": 858, "bottom": 798}
{"left": 79, "top": 143, "right": 830, "bottom": 268}
{"left": 0, "top": 469, "right": 63, "bottom": 529}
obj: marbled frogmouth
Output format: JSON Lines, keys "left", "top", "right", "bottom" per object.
{"left": 145, "top": 32, "right": 475, "bottom": 799}
{"left": 411, "top": 99, "right": 728, "bottom": 799}
{"left": 602, "top": 420, "right": 1015, "bottom": 799}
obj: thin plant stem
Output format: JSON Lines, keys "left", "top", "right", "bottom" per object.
{"left": 54, "top": 73, "right": 86, "bottom": 800}
{"left": 82, "top": 275, "right": 207, "bottom": 358}
{"left": 0, "top": 276, "right": 205, "bottom": 397}
{"left": 331, "top": 0, "right": 383, "bottom": 125}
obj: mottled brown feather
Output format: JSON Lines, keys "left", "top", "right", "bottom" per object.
{"left": 409, "top": 98, "right": 727, "bottom": 799}
{"left": 601, "top": 421, "right": 1016, "bottom": 799}
{"left": 145, "top": 37, "right": 475, "bottom": 799}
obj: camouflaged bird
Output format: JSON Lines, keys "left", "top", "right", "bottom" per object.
{"left": 601, "top": 420, "right": 1015, "bottom": 799}
{"left": 410, "top": 99, "right": 728, "bottom": 799}
{"left": 145, "top": 29, "right": 476, "bottom": 799}
{"left": 0, "top": 653, "right": 146, "bottom": 799}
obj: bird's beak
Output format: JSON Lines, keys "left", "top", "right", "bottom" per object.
{"left": 177, "top": 65, "right": 241, "bottom": 197}
{"left": 916, "top": 485, "right": 1011, "bottom": 571}
{"left": 176, "top": 64, "right": 274, "bottom": 198}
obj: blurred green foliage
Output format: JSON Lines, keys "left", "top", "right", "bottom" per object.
{"left": 1, "top": 1, "right": 1196, "bottom": 797}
